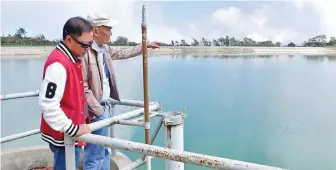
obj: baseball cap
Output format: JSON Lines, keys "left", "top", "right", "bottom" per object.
{"left": 87, "top": 12, "right": 119, "bottom": 28}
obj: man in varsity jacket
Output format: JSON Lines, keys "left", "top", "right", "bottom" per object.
{"left": 38, "top": 16, "right": 93, "bottom": 170}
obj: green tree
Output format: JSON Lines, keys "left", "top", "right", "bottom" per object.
{"left": 113, "top": 36, "right": 128, "bottom": 46}
{"left": 225, "top": 36, "right": 230, "bottom": 46}
{"left": 212, "top": 39, "right": 220, "bottom": 46}
{"left": 304, "top": 35, "right": 327, "bottom": 47}
{"left": 180, "top": 39, "right": 189, "bottom": 46}
{"left": 191, "top": 38, "right": 199, "bottom": 46}
{"left": 328, "top": 37, "right": 336, "bottom": 46}
{"left": 229, "top": 37, "right": 237, "bottom": 46}
{"left": 36, "top": 33, "right": 45, "bottom": 40}
{"left": 217, "top": 37, "right": 225, "bottom": 46}
{"left": 14, "top": 27, "right": 27, "bottom": 38}
{"left": 201, "top": 37, "right": 211, "bottom": 46}
{"left": 243, "top": 37, "right": 256, "bottom": 46}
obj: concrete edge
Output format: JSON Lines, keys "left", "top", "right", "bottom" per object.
{"left": 2, "top": 46, "right": 336, "bottom": 60}
{"left": 1, "top": 145, "right": 133, "bottom": 170}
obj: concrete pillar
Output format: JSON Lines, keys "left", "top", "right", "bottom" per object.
{"left": 163, "top": 111, "right": 186, "bottom": 170}
{"left": 64, "top": 134, "right": 76, "bottom": 170}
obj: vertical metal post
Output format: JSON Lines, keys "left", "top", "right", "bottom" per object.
{"left": 64, "top": 134, "right": 76, "bottom": 170}
{"left": 163, "top": 111, "right": 186, "bottom": 170}
{"left": 141, "top": 4, "right": 151, "bottom": 170}
{"left": 110, "top": 104, "right": 117, "bottom": 156}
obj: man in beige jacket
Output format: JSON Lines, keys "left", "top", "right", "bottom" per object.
{"left": 82, "top": 12, "right": 160, "bottom": 170}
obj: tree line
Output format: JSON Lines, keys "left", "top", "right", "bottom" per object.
{"left": 166, "top": 35, "right": 336, "bottom": 47}
{"left": 2, "top": 27, "right": 336, "bottom": 47}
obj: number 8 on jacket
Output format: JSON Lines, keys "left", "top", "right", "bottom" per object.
{"left": 45, "top": 82, "right": 57, "bottom": 99}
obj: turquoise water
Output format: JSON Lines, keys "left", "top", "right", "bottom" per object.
{"left": 1, "top": 55, "right": 336, "bottom": 170}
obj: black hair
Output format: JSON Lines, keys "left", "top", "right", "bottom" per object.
{"left": 62, "top": 16, "right": 93, "bottom": 40}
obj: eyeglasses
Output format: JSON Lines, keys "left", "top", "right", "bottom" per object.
{"left": 70, "top": 35, "right": 93, "bottom": 49}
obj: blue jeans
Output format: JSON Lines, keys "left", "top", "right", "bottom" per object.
{"left": 83, "top": 104, "right": 111, "bottom": 170}
{"left": 49, "top": 144, "right": 81, "bottom": 170}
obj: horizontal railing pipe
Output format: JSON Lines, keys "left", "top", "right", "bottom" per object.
{"left": 0, "top": 91, "right": 159, "bottom": 108}
{"left": 114, "top": 120, "right": 144, "bottom": 127}
{"left": 78, "top": 134, "right": 288, "bottom": 170}
{"left": 0, "top": 107, "right": 160, "bottom": 143}
{"left": 131, "top": 111, "right": 161, "bottom": 122}
{"left": 0, "top": 90, "right": 39, "bottom": 101}
{"left": 0, "top": 104, "right": 160, "bottom": 143}
{"left": 0, "top": 129, "right": 40, "bottom": 143}
{"left": 88, "top": 103, "right": 160, "bottom": 131}
{"left": 108, "top": 98, "right": 158, "bottom": 107}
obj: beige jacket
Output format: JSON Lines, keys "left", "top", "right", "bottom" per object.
{"left": 82, "top": 44, "right": 142, "bottom": 116}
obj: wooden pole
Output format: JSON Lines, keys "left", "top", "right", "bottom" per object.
{"left": 141, "top": 5, "right": 151, "bottom": 170}
{"left": 141, "top": 4, "right": 150, "bottom": 145}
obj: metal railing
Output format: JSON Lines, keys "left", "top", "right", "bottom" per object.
{"left": 1, "top": 4, "right": 289, "bottom": 170}
{"left": 0, "top": 90, "right": 289, "bottom": 170}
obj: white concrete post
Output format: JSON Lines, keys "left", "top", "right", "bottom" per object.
{"left": 64, "top": 134, "right": 76, "bottom": 170}
{"left": 109, "top": 104, "right": 117, "bottom": 156}
{"left": 163, "top": 111, "right": 186, "bottom": 170}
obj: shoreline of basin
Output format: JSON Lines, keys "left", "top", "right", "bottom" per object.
{"left": 2, "top": 46, "right": 336, "bottom": 60}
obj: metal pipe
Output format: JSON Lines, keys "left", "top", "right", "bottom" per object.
{"left": 141, "top": 5, "right": 151, "bottom": 170}
{"left": 78, "top": 134, "right": 288, "bottom": 170}
{"left": 64, "top": 134, "right": 76, "bottom": 170}
{"left": 141, "top": 4, "right": 150, "bottom": 144}
{"left": 0, "top": 108, "right": 158, "bottom": 144}
{"left": 88, "top": 103, "right": 159, "bottom": 132}
{"left": 114, "top": 120, "right": 144, "bottom": 127}
{"left": 0, "top": 90, "right": 158, "bottom": 108}
{"left": 0, "top": 105, "right": 159, "bottom": 144}
{"left": 164, "top": 111, "right": 185, "bottom": 170}
{"left": 110, "top": 105, "right": 117, "bottom": 156}
{"left": 0, "top": 129, "right": 40, "bottom": 143}
{"left": 108, "top": 98, "right": 157, "bottom": 107}
{"left": 0, "top": 90, "right": 39, "bottom": 101}
{"left": 149, "top": 117, "right": 164, "bottom": 145}
{"left": 143, "top": 116, "right": 164, "bottom": 159}
{"left": 131, "top": 111, "right": 161, "bottom": 122}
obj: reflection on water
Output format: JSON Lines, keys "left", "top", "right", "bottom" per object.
{"left": 304, "top": 55, "right": 336, "bottom": 61}
{"left": 1, "top": 55, "right": 336, "bottom": 170}
{"left": 170, "top": 54, "right": 336, "bottom": 61}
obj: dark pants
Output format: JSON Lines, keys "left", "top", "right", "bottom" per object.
{"left": 49, "top": 144, "right": 82, "bottom": 170}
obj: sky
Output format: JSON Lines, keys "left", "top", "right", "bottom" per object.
{"left": 1, "top": 0, "right": 336, "bottom": 45}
